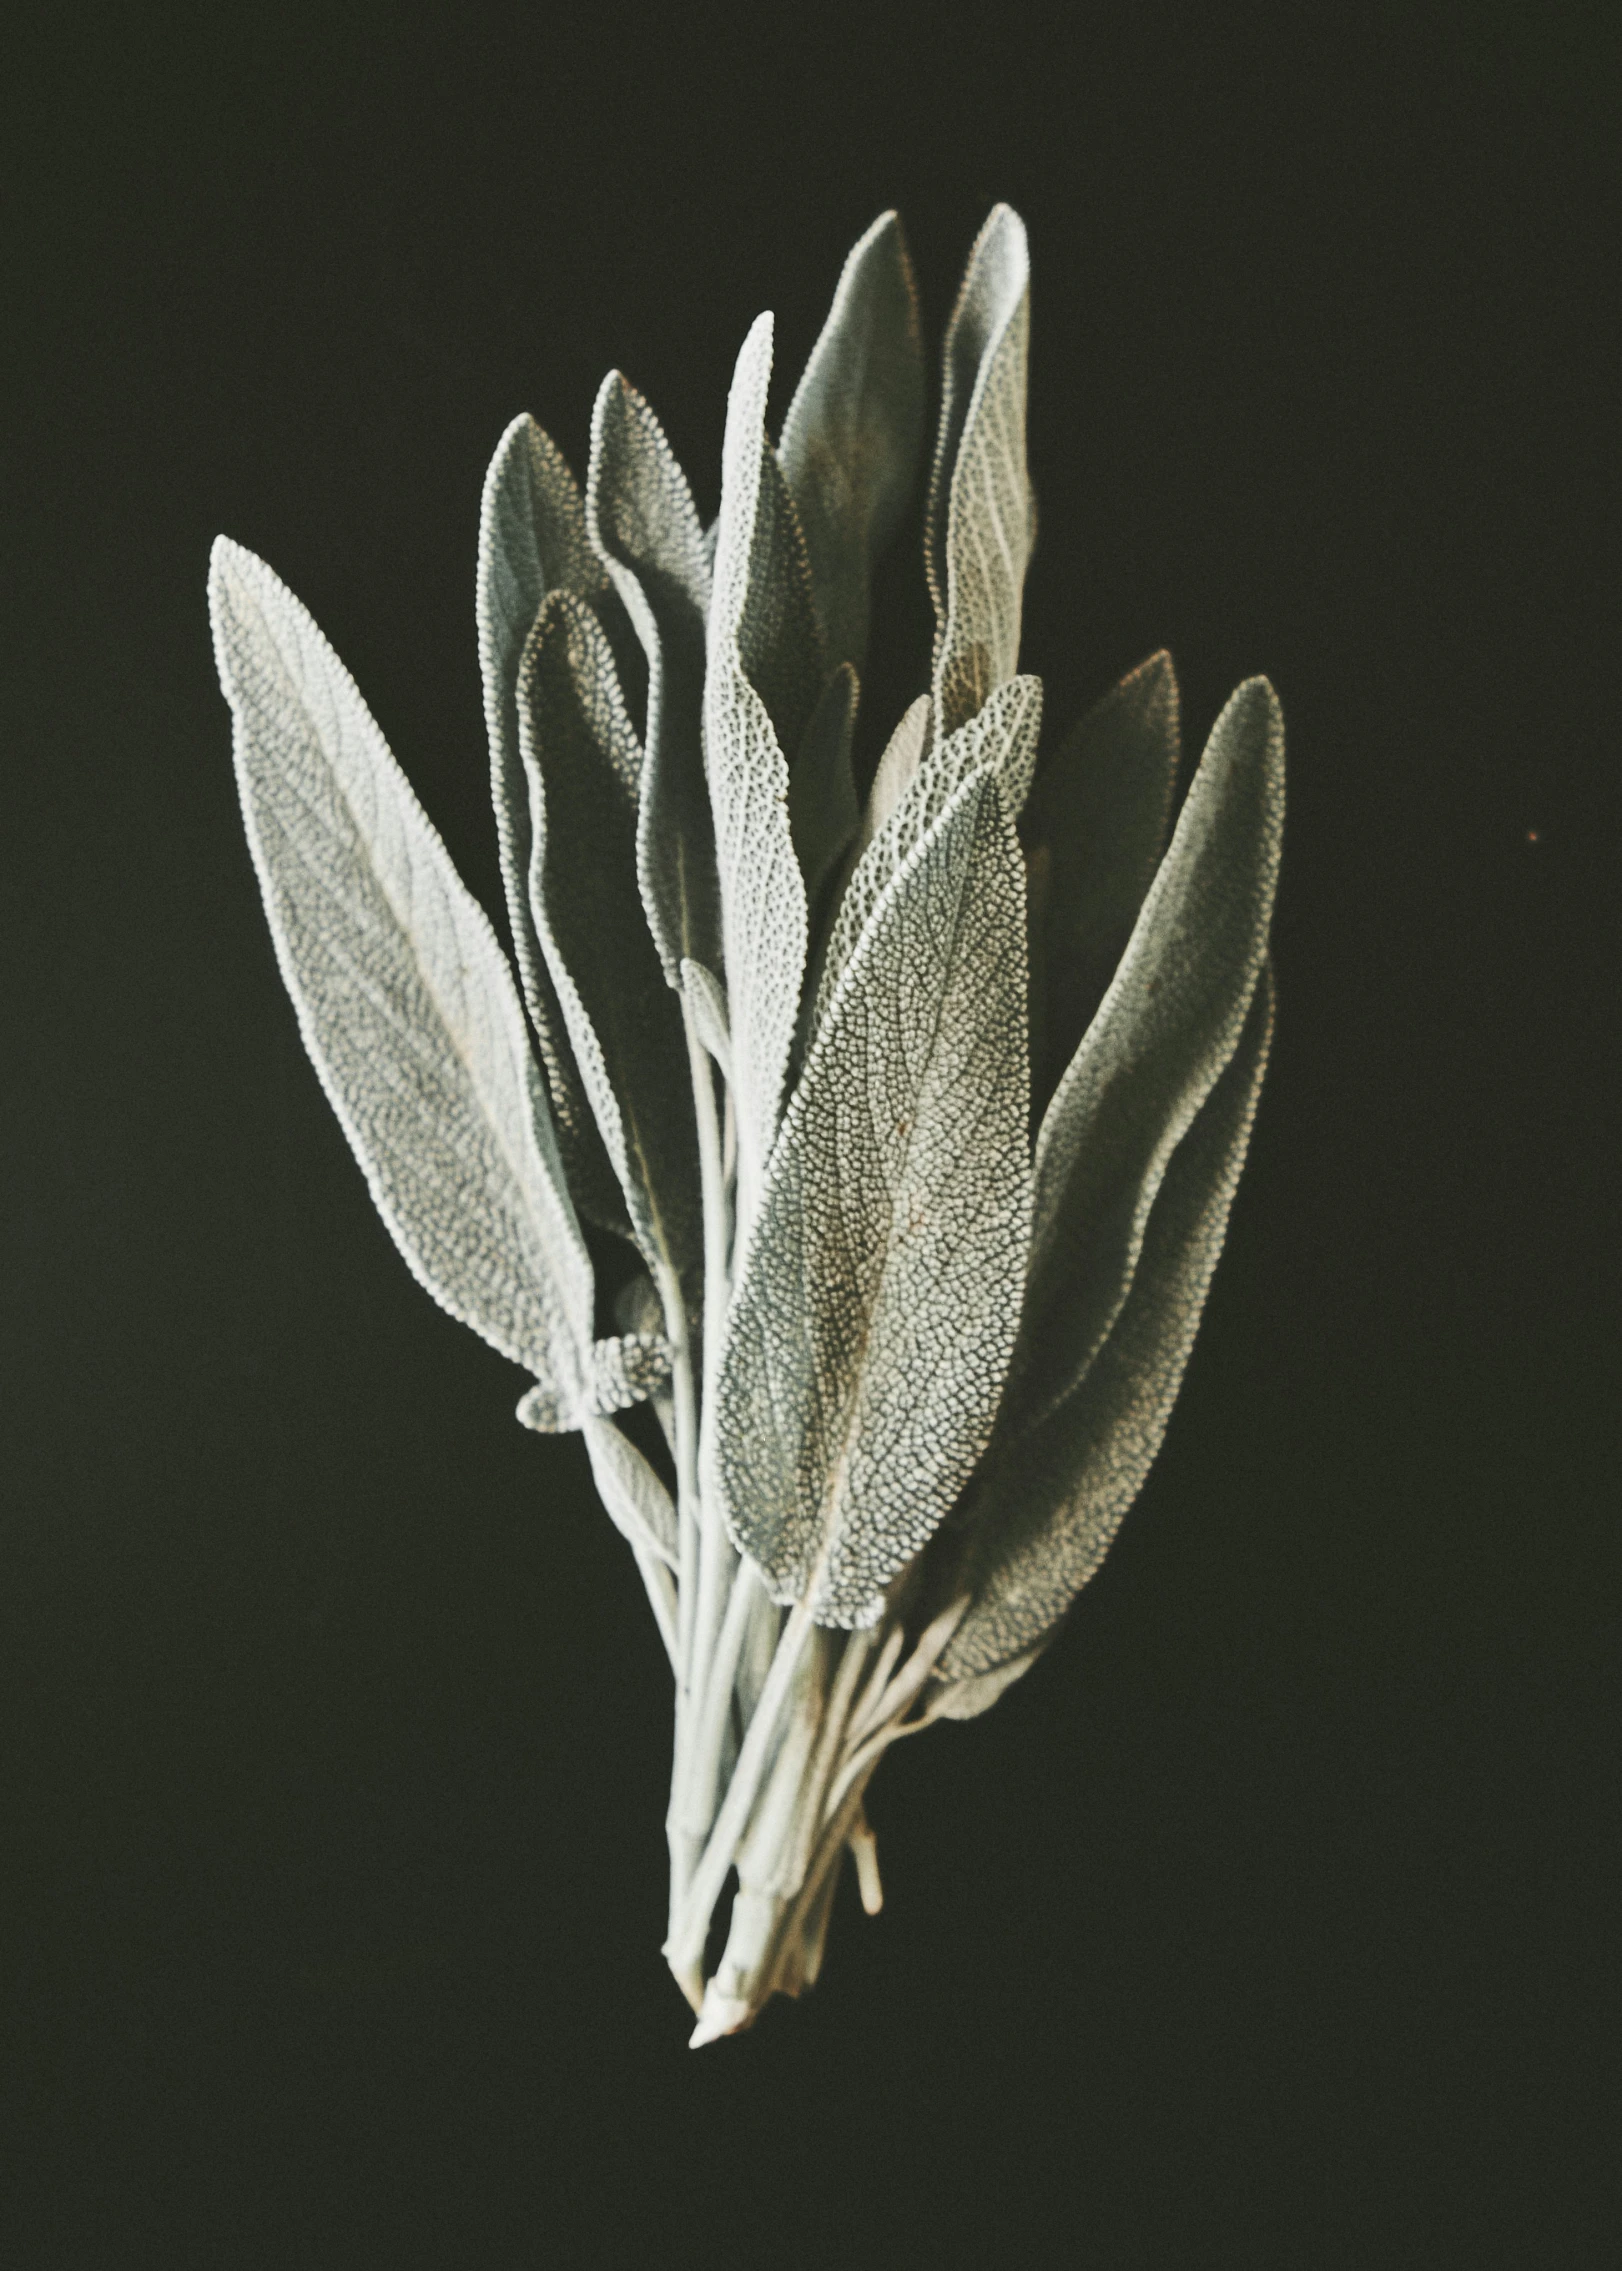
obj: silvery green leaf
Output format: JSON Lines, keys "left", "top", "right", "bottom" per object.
{"left": 778, "top": 210, "right": 925, "bottom": 675}
{"left": 209, "top": 537, "right": 598, "bottom": 1414}
{"left": 477, "top": 415, "right": 630, "bottom": 1237}
{"left": 1007, "top": 677, "right": 1284, "bottom": 1437}
{"left": 519, "top": 590, "right": 701, "bottom": 1285}
{"left": 712, "top": 770, "right": 1032, "bottom": 1629}
{"left": 928, "top": 1643, "right": 1045, "bottom": 1723}
{"left": 925, "top": 205, "right": 1033, "bottom": 741}
{"left": 706, "top": 315, "right": 813, "bottom": 1215}
{"left": 1024, "top": 650, "right": 1180, "bottom": 1107}
{"left": 856, "top": 694, "right": 930, "bottom": 854}
{"left": 514, "top": 1333, "right": 672, "bottom": 1432}
{"left": 585, "top": 373, "right": 720, "bottom": 982}
{"left": 937, "top": 963, "right": 1275, "bottom": 1686}
{"left": 811, "top": 672, "right": 1042, "bottom": 1034}
{"left": 680, "top": 957, "right": 733, "bottom": 1082}
{"left": 788, "top": 661, "right": 860, "bottom": 907}
{"left": 581, "top": 1414, "right": 680, "bottom": 1569}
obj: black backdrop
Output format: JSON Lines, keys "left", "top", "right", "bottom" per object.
{"left": 3, "top": 4, "right": 1613, "bottom": 2262}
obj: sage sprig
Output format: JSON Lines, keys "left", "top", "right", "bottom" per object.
{"left": 209, "top": 204, "right": 1284, "bottom": 2045}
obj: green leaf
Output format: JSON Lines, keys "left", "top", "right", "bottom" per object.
{"left": 680, "top": 957, "right": 733, "bottom": 1082}
{"left": 706, "top": 314, "right": 815, "bottom": 1221}
{"left": 518, "top": 590, "right": 701, "bottom": 1286}
{"left": 778, "top": 210, "right": 925, "bottom": 675}
{"left": 925, "top": 206, "right": 1033, "bottom": 741}
{"left": 936, "top": 963, "right": 1276, "bottom": 1689}
{"left": 856, "top": 694, "right": 931, "bottom": 854}
{"left": 209, "top": 537, "right": 601, "bottom": 1417}
{"left": 711, "top": 770, "right": 1032, "bottom": 1629}
{"left": 1023, "top": 650, "right": 1181, "bottom": 1109}
{"left": 811, "top": 672, "right": 1042, "bottom": 1035}
{"left": 476, "top": 415, "right": 631, "bottom": 1237}
{"left": 585, "top": 373, "right": 721, "bottom": 982}
{"left": 1007, "top": 677, "right": 1285, "bottom": 1438}
{"left": 581, "top": 1414, "right": 680, "bottom": 1569}
{"left": 788, "top": 661, "right": 860, "bottom": 908}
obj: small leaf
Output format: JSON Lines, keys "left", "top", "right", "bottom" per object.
{"left": 712, "top": 770, "right": 1032, "bottom": 1629}
{"left": 937, "top": 963, "right": 1275, "bottom": 1686}
{"left": 778, "top": 210, "right": 926, "bottom": 675}
{"left": 519, "top": 590, "right": 701, "bottom": 1285}
{"left": 681, "top": 957, "right": 733, "bottom": 1082}
{"left": 476, "top": 415, "right": 631, "bottom": 1237}
{"left": 585, "top": 374, "right": 721, "bottom": 982}
{"left": 1024, "top": 650, "right": 1180, "bottom": 1108}
{"left": 1008, "top": 677, "right": 1284, "bottom": 1437}
{"left": 210, "top": 537, "right": 598, "bottom": 1416}
{"left": 581, "top": 1415, "right": 680, "bottom": 1569}
{"left": 788, "top": 662, "right": 860, "bottom": 908}
{"left": 706, "top": 315, "right": 814, "bottom": 1222}
{"left": 812, "top": 673, "right": 1042, "bottom": 1034}
{"left": 925, "top": 206, "right": 1033, "bottom": 740}
{"left": 856, "top": 694, "right": 930, "bottom": 854}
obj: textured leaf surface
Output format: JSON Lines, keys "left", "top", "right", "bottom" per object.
{"left": 706, "top": 316, "right": 814, "bottom": 1217}
{"left": 476, "top": 415, "right": 629, "bottom": 1235}
{"left": 812, "top": 673, "right": 1042, "bottom": 1033}
{"left": 1008, "top": 676, "right": 1284, "bottom": 1436}
{"left": 712, "top": 771, "right": 1032, "bottom": 1628}
{"left": 937, "top": 964, "right": 1275, "bottom": 1685}
{"left": 680, "top": 958, "right": 732, "bottom": 1081}
{"left": 788, "top": 661, "right": 860, "bottom": 908}
{"left": 585, "top": 374, "right": 720, "bottom": 981}
{"left": 519, "top": 591, "right": 700, "bottom": 1284}
{"left": 856, "top": 694, "right": 930, "bottom": 854}
{"left": 1024, "top": 650, "right": 1181, "bottom": 1108}
{"left": 581, "top": 1415, "right": 680, "bottom": 1569}
{"left": 925, "top": 206, "right": 1033, "bottom": 740}
{"left": 210, "top": 537, "right": 597, "bottom": 1408}
{"left": 778, "top": 210, "right": 925, "bottom": 674}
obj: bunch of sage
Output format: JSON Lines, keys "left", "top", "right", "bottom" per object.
{"left": 208, "top": 206, "right": 1283, "bottom": 2044}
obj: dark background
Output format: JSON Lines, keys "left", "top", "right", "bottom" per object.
{"left": 3, "top": 2, "right": 1614, "bottom": 2261}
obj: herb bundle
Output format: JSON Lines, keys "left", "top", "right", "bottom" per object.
{"left": 209, "top": 207, "right": 1283, "bottom": 2043}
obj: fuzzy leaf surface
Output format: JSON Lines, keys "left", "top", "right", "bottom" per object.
{"left": 712, "top": 771, "right": 1031, "bottom": 1628}
{"left": 812, "top": 672, "right": 1042, "bottom": 1034}
{"left": 210, "top": 537, "right": 597, "bottom": 1409}
{"left": 937, "top": 964, "right": 1275, "bottom": 1686}
{"left": 1008, "top": 676, "right": 1284, "bottom": 1436}
{"left": 519, "top": 591, "right": 700, "bottom": 1285}
{"left": 585, "top": 374, "right": 720, "bottom": 981}
{"left": 788, "top": 661, "right": 860, "bottom": 908}
{"left": 706, "top": 315, "right": 813, "bottom": 1217}
{"left": 476, "top": 415, "right": 629, "bottom": 1234}
{"left": 925, "top": 206, "right": 1033, "bottom": 740}
{"left": 778, "top": 210, "right": 925, "bottom": 675}
{"left": 1024, "top": 649, "right": 1181, "bottom": 1107}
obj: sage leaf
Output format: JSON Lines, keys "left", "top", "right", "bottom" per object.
{"left": 680, "top": 958, "right": 733, "bottom": 1082}
{"left": 812, "top": 672, "right": 1042, "bottom": 1034}
{"left": 924, "top": 205, "right": 1033, "bottom": 741}
{"left": 856, "top": 693, "right": 930, "bottom": 854}
{"left": 585, "top": 373, "right": 721, "bottom": 982}
{"left": 937, "top": 963, "right": 1275, "bottom": 1687}
{"left": 581, "top": 1414, "right": 681, "bottom": 1569}
{"left": 518, "top": 590, "right": 701, "bottom": 1286}
{"left": 1008, "top": 676, "right": 1284, "bottom": 1437}
{"left": 712, "top": 770, "right": 1032, "bottom": 1629}
{"left": 1023, "top": 649, "right": 1180, "bottom": 1108}
{"left": 706, "top": 315, "right": 813, "bottom": 1219}
{"left": 209, "top": 537, "right": 599, "bottom": 1413}
{"left": 788, "top": 661, "right": 860, "bottom": 908}
{"left": 778, "top": 210, "right": 925, "bottom": 675}
{"left": 477, "top": 415, "right": 631, "bottom": 1236}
